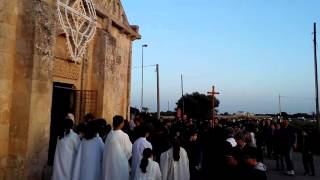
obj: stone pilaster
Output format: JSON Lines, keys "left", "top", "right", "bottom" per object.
{"left": 25, "top": 0, "right": 56, "bottom": 179}
{"left": 4, "top": 0, "right": 56, "bottom": 179}
{"left": 126, "top": 42, "right": 133, "bottom": 121}
{"left": 0, "top": 0, "right": 18, "bottom": 179}
{"left": 92, "top": 28, "right": 108, "bottom": 119}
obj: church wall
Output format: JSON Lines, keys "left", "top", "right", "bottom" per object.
{"left": 92, "top": 28, "right": 108, "bottom": 120}
{"left": 0, "top": 0, "right": 56, "bottom": 179}
{"left": 24, "top": 0, "right": 55, "bottom": 179}
{"left": 110, "top": 26, "right": 132, "bottom": 120}
{"left": 53, "top": 35, "right": 82, "bottom": 88}
{"left": 0, "top": 0, "right": 18, "bottom": 179}
{"left": 101, "top": 26, "right": 132, "bottom": 123}
{"left": 0, "top": 0, "right": 139, "bottom": 179}
{"left": 6, "top": 0, "right": 35, "bottom": 178}
{"left": 90, "top": 15, "right": 135, "bottom": 123}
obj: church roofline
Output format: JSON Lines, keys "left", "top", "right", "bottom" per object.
{"left": 94, "top": 0, "right": 141, "bottom": 40}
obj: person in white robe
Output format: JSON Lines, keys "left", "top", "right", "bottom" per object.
{"left": 131, "top": 124, "right": 153, "bottom": 179}
{"left": 134, "top": 148, "right": 161, "bottom": 180}
{"left": 102, "top": 115, "right": 132, "bottom": 180}
{"left": 72, "top": 120, "right": 105, "bottom": 180}
{"left": 52, "top": 117, "right": 80, "bottom": 180}
{"left": 160, "top": 137, "right": 190, "bottom": 180}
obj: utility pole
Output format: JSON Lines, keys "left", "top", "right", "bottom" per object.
{"left": 313, "top": 23, "right": 320, "bottom": 131}
{"left": 278, "top": 94, "right": 282, "bottom": 119}
{"left": 156, "top": 64, "right": 160, "bottom": 120}
{"left": 141, "top": 44, "right": 148, "bottom": 111}
{"left": 207, "top": 85, "right": 220, "bottom": 121}
{"left": 181, "top": 74, "right": 185, "bottom": 116}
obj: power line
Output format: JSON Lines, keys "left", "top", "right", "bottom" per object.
{"left": 280, "top": 96, "right": 313, "bottom": 100}
{"left": 133, "top": 65, "right": 157, "bottom": 69}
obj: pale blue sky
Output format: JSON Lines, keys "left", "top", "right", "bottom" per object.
{"left": 122, "top": 0, "right": 320, "bottom": 114}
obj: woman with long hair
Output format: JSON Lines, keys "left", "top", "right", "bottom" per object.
{"left": 134, "top": 148, "right": 162, "bottom": 180}
{"left": 160, "top": 136, "right": 190, "bottom": 180}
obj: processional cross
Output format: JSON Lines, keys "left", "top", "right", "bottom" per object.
{"left": 207, "top": 85, "right": 220, "bottom": 121}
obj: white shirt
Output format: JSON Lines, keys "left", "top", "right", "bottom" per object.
{"left": 102, "top": 130, "right": 132, "bottom": 180}
{"left": 226, "top": 137, "right": 237, "bottom": 148}
{"left": 132, "top": 137, "right": 153, "bottom": 178}
{"left": 249, "top": 132, "right": 257, "bottom": 147}
{"left": 134, "top": 159, "right": 162, "bottom": 180}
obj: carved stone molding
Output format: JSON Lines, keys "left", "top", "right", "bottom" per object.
{"left": 53, "top": 59, "right": 80, "bottom": 80}
{"left": 94, "top": 0, "right": 126, "bottom": 25}
{"left": 93, "top": 0, "right": 140, "bottom": 40}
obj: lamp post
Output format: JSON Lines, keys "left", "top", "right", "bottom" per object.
{"left": 141, "top": 44, "right": 148, "bottom": 111}
{"left": 156, "top": 64, "right": 160, "bottom": 120}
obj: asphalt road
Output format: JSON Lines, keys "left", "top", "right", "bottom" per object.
{"left": 266, "top": 153, "right": 319, "bottom": 180}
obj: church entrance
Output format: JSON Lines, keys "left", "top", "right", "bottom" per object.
{"left": 47, "top": 82, "right": 75, "bottom": 165}
{"left": 47, "top": 82, "right": 98, "bottom": 165}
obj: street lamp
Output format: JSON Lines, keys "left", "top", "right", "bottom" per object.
{"left": 141, "top": 44, "right": 148, "bottom": 111}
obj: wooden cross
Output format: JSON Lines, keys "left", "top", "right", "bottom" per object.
{"left": 207, "top": 86, "right": 220, "bottom": 121}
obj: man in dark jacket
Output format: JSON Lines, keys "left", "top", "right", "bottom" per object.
{"left": 300, "top": 129, "right": 315, "bottom": 176}
{"left": 279, "top": 119, "right": 297, "bottom": 176}
{"left": 273, "top": 123, "right": 284, "bottom": 170}
{"left": 185, "top": 130, "right": 201, "bottom": 180}
{"left": 202, "top": 120, "right": 225, "bottom": 179}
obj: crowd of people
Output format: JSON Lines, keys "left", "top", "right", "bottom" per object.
{"left": 51, "top": 113, "right": 317, "bottom": 180}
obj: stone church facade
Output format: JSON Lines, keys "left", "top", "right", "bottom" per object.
{"left": 0, "top": 0, "right": 140, "bottom": 179}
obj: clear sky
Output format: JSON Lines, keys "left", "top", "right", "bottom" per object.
{"left": 122, "top": 0, "right": 320, "bottom": 114}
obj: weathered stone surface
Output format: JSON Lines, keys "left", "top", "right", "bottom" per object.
{"left": 0, "top": 140, "right": 9, "bottom": 158}
{"left": 53, "top": 59, "right": 81, "bottom": 80}
{"left": 0, "top": 126, "right": 9, "bottom": 141}
{"left": 91, "top": 26, "right": 132, "bottom": 123}
{"left": 0, "top": 0, "right": 17, "bottom": 179}
{"left": 0, "top": 1, "right": 18, "bottom": 26}
{"left": 94, "top": 0, "right": 128, "bottom": 25}
{"left": 54, "top": 35, "right": 70, "bottom": 60}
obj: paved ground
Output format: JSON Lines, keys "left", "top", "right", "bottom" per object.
{"left": 266, "top": 153, "right": 320, "bottom": 180}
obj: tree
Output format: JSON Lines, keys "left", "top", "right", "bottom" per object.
{"left": 141, "top": 107, "right": 149, "bottom": 113}
{"left": 292, "top": 113, "right": 312, "bottom": 119}
{"left": 280, "top": 112, "right": 289, "bottom": 118}
{"left": 223, "top": 112, "right": 230, "bottom": 116}
{"left": 130, "top": 107, "right": 140, "bottom": 115}
{"left": 176, "top": 92, "right": 220, "bottom": 120}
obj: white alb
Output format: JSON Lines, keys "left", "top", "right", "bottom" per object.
{"left": 160, "top": 147, "right": 190, "bottom": 180}
{"left": 102, "top": 130, "right": 132, "bottom": 180}
{"left": 52, "top": 130, "right": 80, "bottom": 180}
{"left": 134, "top": 159, "right": 162, "bottom": 180}
{"left": 131, "top": 137, "right": 153, "bottom": 179}
{"left": 72, "top": 135, "right": 104, "bottom": 180}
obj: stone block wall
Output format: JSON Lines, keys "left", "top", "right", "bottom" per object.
{"left": 0, "top": 0, "right": 56, "bottom": 179}
{"left": 0, "top": 0, "right": 18, "bottom": 179}
{"left": 0, "top": 0, "right": 139, "bottom": 179}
